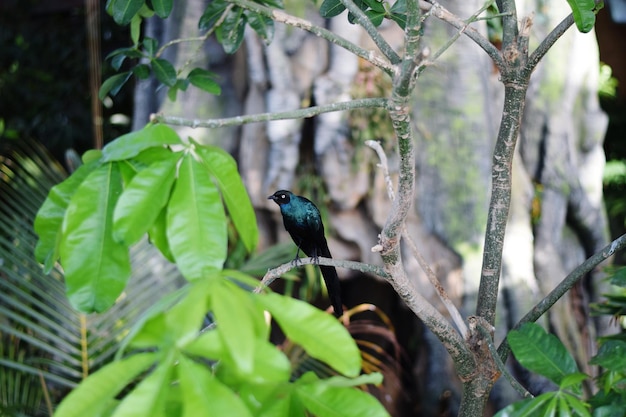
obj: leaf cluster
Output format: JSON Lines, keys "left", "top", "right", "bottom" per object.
{"left": 33, "top": 124, "right": 257, "bottom": 313}
{"left": 320, "top": 0, "right": 407, "bottom": 28}
{"left": 54, "top": 273, "right": 388, "bottom": 417}
{"left": 499, "top": 321, "right": 626, "bottom": 416}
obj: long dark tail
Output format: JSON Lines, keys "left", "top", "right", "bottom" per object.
{"left": 318, "top": 242, "right": 343, "bottom": 317}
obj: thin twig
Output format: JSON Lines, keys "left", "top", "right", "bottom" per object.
{"left": 152, "top": 98, "right": 389, "bottom": 128}
{"left": 366, "top": 140, "right": 468, "bottom": 338}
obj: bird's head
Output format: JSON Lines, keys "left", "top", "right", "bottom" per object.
{"left": 268, "top": 190, "right": 292, "bottom": 206}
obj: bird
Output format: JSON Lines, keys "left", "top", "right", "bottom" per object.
{"left": 268, "top": 190, "right": 343, "bottom": 317}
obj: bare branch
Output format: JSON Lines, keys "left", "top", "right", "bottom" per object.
{"left": 152, "top": 98, "right": 389, "bottom": 128}
{"left": 366, "top": 140, "right": 469, "bottom": 338}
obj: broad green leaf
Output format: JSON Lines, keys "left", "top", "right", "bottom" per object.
{"left": 244, "top": 10, "right": 274, "bottom": 44}
{"left": 196, "top": 145, "right": 258, "bottom": 252}
{"left": 320, "top": 0, "right": 346, "bottom": 17}
{"left": 151, "top": 58, "right": 177, "bottom": 87}
{"left": 99, "top": 71, "right": 132, "bottom": 100}
{"left": 113, "top": 152, "right": 179, "bottom": 245}
{"left": 34, "top": 157, "right": 101, "bottom": 272}
{"left": 198, "top": 0, "right": 228, "bottom": 31}
{"left": 609, "top": 267, "right": 626, "bottom": 287}
{"left": 133, "top": 63, "right": 151, "bottom": 80}
{"left": 362, "top": 0, "right": 385, "bottom": 13}
{"left": 590, "top": 340, "right": 626, "bottom": 371}
{"left": 565, "top": 0, "right": 598, "bottom": 33}
{"left": 564, "top": 394, "right": 591, "bottom": 417}
{"left": 257, "top": 292, "right": 360, "bottom": 377}
{"left": 494, "top": 392, "right": 555, "bottom": 417}
{"left": 112, "top": 354, "right": 176, "bottom": 417}
{"left": 166, "top": 154, "right": 227, "bottom": 280}
{"left": 102, "top": 124, "right": 182, "bottom": 162}
{"left": 142, "top": 37, "right": 157, "bottom": 57}
{"left": 110, "top": 0, "right": 145, "bottom": 25}
{"left": 54, "top": 352, "right": 157, "bottom": 417}
{"left": 296, "top": 374, "right": 390, "bottom": 417}
{"left": 165, "top": 279, "right": 211, "bottom": 346}
{"left": 210, "top": 279, "right": 257, "bottom": 374}
{"left": 188, "top": 68, "right": 221, "bottom": 95}
{"left": 183, "top": 330, "right": 225, "bottom": 359}
{"left": 60, "top": 163, "right": 131, "bottom": 313}
{"left": 148, "top": 0, "right": 172, "bottom": 18}
{"left": 217, "top": 6, "right": 246, "bottom": 54}
{"left": 508, "top": 323, "right": 579, "bottom": 386}
{"left": 147, "top": 206, "right": 175, "bottom": 262}
{"left": 178, "top": 355, "right": 253, "bottom": 417}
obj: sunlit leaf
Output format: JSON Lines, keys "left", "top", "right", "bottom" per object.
{"left": 54, "top": 353, "right": 157, "bottom": 417}
{"left": 102, "top": 124, "right": 182, "bottom": 162}
{"left": 60, "top": 163, "right": 131, "bottom": 313}
{"left": 257, "top": 293, "right": 360, "bottom": 377}
{"left": 166, "top": 154, "right": 227, "bottom": 280}
{"left": 113, "top": 152, "right": 179, "bottom": 246}
{"left": 110, "top": 0, "right": 145, "bottom": 25}
{"left": 195, "top": 145, "right": 258, "bottom": 252}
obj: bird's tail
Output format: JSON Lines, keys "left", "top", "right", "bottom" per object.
{"left": 320, "top": 265, "right": 343, "bottom": 317}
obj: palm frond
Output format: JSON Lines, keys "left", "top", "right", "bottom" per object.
{"left": 0, "top": 139, "right": 185, "bottom": 413}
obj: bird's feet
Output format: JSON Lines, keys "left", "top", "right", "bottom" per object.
{"left": 291, "top": 256, "right": 302, "bottom": 267}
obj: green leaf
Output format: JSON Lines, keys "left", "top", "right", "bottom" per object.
{"left": 133, "top": 63, "right": 151, "bottom": 80}
{"left": 559, "top": 372, "right": 588, "bottom": 391}
{"left": 60, "top": 163, "right": 131, "bottom": 313}
{"left": 147, "top": 206, "right": 175, "bottom": 262}
{"left": 165, "top": 279, "right": 210, "bottom": 345}
{"left": 187, "top": 68, "right": 221, "bottom": 95}
{"left": 195, "top": 145, "right": 258, "bottom": 252}
{"left": 151, "top": 58, "right": 177, "bottom": 87}
{"left": 113, "top": 152, "right": 179, "bottom": 246}
{"left": 564, "top": 393, "right": 591, "bottom": 417}
{"left": 365, "top": 9, "right": 385, "bottom": 27}
{"left": 110, "top": 0, "right": 145, "bottom": 25}
{"left": 166, "top": 154, "right": 227, "bottom": 280}
{"left": 178, "top": 355, "right": 253, "bottom": 417}
{"left": 198, "top": 0, "right": 228, "bottom": 31}
{"left": 34, "top": 157, "right": 101, "bottom": 272}
{"left": 609, "top": 266, "right": 626, "bottom": 287}
{"left": 590, "top": 340, "right": 626, "bottom": 371}
{"left": 54, "top": 352, "right": 157, "bottom": 417}
{"left": 148, "top": 0, "right": 172, "bottom": 18}
{"left": 244, "top": 10, "right": 274, "bottom": 44}
{"left": 507, "top": 323, "right": 579, "bottom": 386}
{"left": 565, "top": 0, "right": 598, "bottom": 33}
{"left": 112, "top": 355, "right": 176, "bottom": 417}
{"left": 362, "top": 0, "right": 385, "bottom": 13}
{"left": 142, "top": 37, "right": 158, "bottom": 57}
{"left": 210, "top": 279, "right": 257, "bottom": 374}
{"left": 217, "top": 6, "right": 246, "bottom": 54}
{"left": 296, "top": 374, "right": 390, "bottom": 417}
{"left": 99, "top": 72, "right": 132, "bottom": 100}
{"left": 494, "top": 392, "right": 556, "bottom": 417}
{"left": 257, "top": 292, "right": 360, "bottom": 377}
{"left": 131, "top": 14, "right": 142, "bottom": 45}
{"left": 320, "top": 0, "right": 346, "bottom": 17}
{"left": 102, "top": 124, "right": 182, "bottom": 162}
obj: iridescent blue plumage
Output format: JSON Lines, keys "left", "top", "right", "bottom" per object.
{"left": 268, "top": 190, "right": 343, "bottom": 317}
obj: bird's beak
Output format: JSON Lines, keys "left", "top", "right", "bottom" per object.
{"left": 268, "top": 195, "right": 276, "bottom": 201}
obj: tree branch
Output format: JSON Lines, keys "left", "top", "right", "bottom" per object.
{"left": 338, "top": 0, "right": 401, "bottom": 64}
{"left": 151, "top": 98, "right": 389, "bottom": 128}
{"left": 367, "top": 140, "right": 469, "bottom": 339}
{"left": 497, "top": 233, "right": 626, "bottom": 360}
{"left": 527, "top": 13, "right": 574, "bottom": 71}
{"left": 420, "top": 0, "right": 505, "bottom": 70}
{"left": 229, "top": 0, "right": 395, "bottom": 75}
